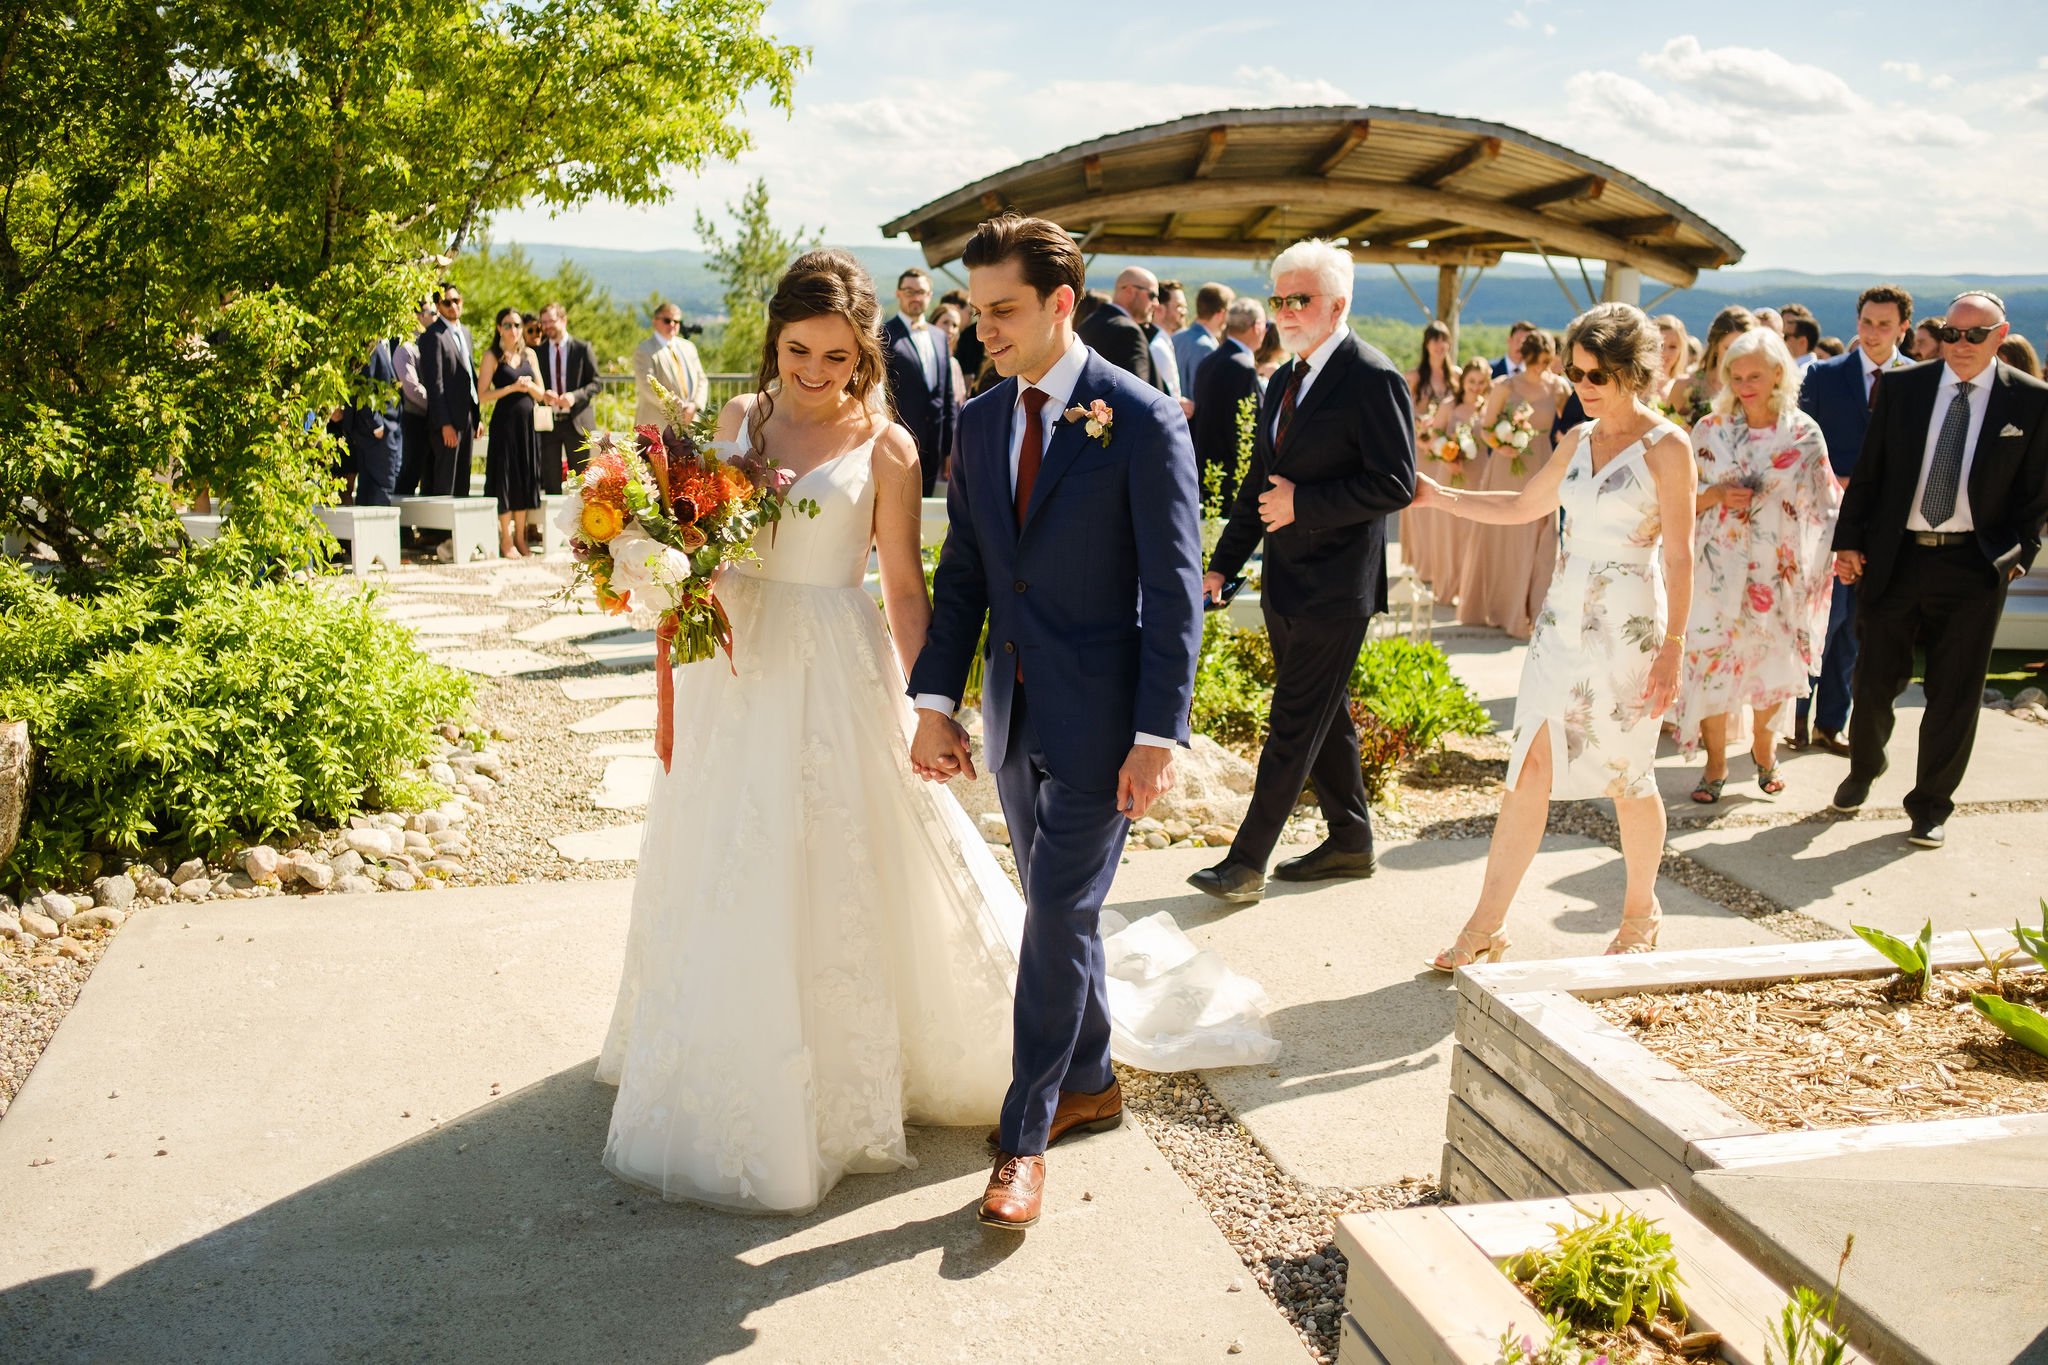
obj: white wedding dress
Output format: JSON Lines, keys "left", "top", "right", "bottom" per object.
{"left": 595, "top": 425, "right": 1279, "bottom": 1215}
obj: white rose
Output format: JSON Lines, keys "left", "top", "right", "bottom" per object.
{"left": 1493, "top": 419, "right": 1514, "bottom": 441}
{"left": 605, "top": 526, "right": 691, "bottom": 602}
{"left": 551, "top": 488, "right": 586, "bottom": 543}
{"left": 1511, "top": 430, "right": 1532, "bottom": 450}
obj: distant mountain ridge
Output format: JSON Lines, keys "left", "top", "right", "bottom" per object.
{"left": 513, "top": 241, "right": 2047, "bottom": 340}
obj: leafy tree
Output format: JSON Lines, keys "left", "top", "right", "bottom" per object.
{"left": 0, "top": 0, "right": 805, "bottom": 573}
{"left": 695, "top": 178, "right": 820, "bottom": 373}
{"left": 455, "top": 241, "right": 646, "bottom": 373}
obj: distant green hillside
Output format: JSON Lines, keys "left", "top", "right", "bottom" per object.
{"left": 512, "top": 240, "right": 2047, "bottom": 342}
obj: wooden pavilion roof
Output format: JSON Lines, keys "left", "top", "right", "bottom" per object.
{"left": 881, "top": 106, "right": 1743, "bottom": 289}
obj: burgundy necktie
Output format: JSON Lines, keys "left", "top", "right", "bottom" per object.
{"left": 1866, "top": 366, "right": 1882, "bottom": 412}
{"left": 1276, "top": 362, "right": 1309, "bottom": 447}
{"left": 1014, "top": 387, "right": 1048, "bottom": 526}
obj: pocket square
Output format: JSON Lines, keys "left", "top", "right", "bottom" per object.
{"left": 2001, "top": 423, "right": 2025, "bottom": 438}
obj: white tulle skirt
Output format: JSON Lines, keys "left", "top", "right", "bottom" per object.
{"left": 596, "top": 570, "right": 1278, "bottom": 1215}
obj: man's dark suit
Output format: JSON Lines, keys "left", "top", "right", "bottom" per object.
{"left": 883, "top": 314, "right": 956, "bottom": 494}
{"left": 333, "top": 339, "right": 404, "bottom": 506}
{"left": 535, "top": 334, "right": 603, "bottom": 494}
{"left": 1833, "top": 359, "right": 2048, "bottom": 825}
{"left": 1208, "top": 332, "right": 1418, "bottom": 870}
{"left": 1191, "top": 337, "right": 1259, "bottom": 513}
{"left": 420, "top": 317, "right": 479, "bottom": 498}
{"left": 1797, "top": 349, "right": 1891, "bottom": 735}
{"left": 1077, "top": 303, "right": 1159, "bottom": 391}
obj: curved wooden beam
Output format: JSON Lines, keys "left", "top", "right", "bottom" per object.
{"left": 918, "top": 176, "right": 1696, "bottom": 285}
{"left": 1073, "top": 235, "right": 1503, "bottom": 267}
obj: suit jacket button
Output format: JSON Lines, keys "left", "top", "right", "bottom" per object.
{"left": 1014, "top": 579, "right": 1028, "bottom": 593}
{"left": 1003, "top": 641, "right": 1016, "bottom": 654}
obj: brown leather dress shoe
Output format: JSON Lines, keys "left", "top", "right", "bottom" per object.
{"left": 1813, "top": 729, "right": 1852, "bottom": 756}
{"left": 978, "top": 1152, "right": 1045, "bottom": 1230}
{"left": 986, "top": 1080, "right": 1123, "bottom": 1151}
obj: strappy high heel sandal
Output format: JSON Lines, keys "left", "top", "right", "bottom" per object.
{"left": 1606, "top": 900, "right": 1662, "bottom": 955}
{"left": 1429, "top": 928, "right": 1511, "bottom": 974}
{"left": 1691, "top": 775, "right": 1725, "bottom": 804}
{"left": 1755, "top": 763, "right": 1785, "bottom": 796}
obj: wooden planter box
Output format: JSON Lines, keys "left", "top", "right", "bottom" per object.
{"left": 1335, "top": 1189, "right": 1868, "bottom": 1365}
{"left": 1440, "top": 930, "right": 2042, "bottom": 1210}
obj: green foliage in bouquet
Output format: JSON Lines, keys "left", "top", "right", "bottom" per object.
{"left": 1506, "top": 1205, "right": 1686, "bottom": 1334}
{"left": 0, "top": 561, "right": 470, "bottom": 892}
{"left": 1851, "top": 919, "right": 1935, "bottom": 1000}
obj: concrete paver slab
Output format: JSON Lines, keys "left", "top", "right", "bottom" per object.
{"left": 593, "top": 739, "right": 658, "bottom": 759}
{"left": 569, "top": 698, "right": 657, "bottom": 734}
{"left": 397, "top": 612, "right": 507, "bottom": 636}
{"left": 1104, "top": 843, "right": 1774, "bottom": 1189}
{"left": 1671, "top": 812, "right": 2048, "bottom": 937}
{"left": 512, "top": 614, "right": 635, "bottom": 645}
{"left": 370, "top": 599, "right": 466, "bottom": 621}
{"left": 393, "top": 579, "right": 500, "bottom": 597}
{"left": 560, "top": 673, "right": 656, "bottom": 702}
{"left": 550, "top": 824, "right": 643, "bottom": 862}
{"left": 1694, "top": 1135, "right": 2048, "bottom": 1365}
{"left": 577, "top": 630, "right": 657, "bottom": 669}
{"left": 430, "top": 647, "right": 560, "bottom": 678}
{"left": 0, "top": 887, "right": 1305, "bottom": 1364}
{"left": 593, "top": 757, "right": 658, "bottom": 810}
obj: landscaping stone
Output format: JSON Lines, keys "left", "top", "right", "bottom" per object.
{"left": 381, "top": 869, "right": 417, "bottom": 892}
{"left": 89, "top": 874, "right": 136, "bottom": 910}
{"left": 171, "top": 858, "right": 207, "bottom": 886}
{"left": 333, "top": 875, "right": 379, "bottom": 895}
{"left": 175, "top": 879, "right": 213, "bottom": 902}
{"left": 0, "top": 720, "right": 27, "bottom": 863}
{"left": 241, "top": 846, "right": 282, "bottom": 884}
{"left": 1151, "top": 736, "right": 1255, "bottom": 828}
{"left": 20, "top": 910, "right": 59, "bottom": 940}
{"left": 295, "top": 860, "right": 335, "bottom": 892}
{"left": 63, "top": 908, "right": 126, "bottom": 934}
{"left": 345, "top": 828, "right": 400, "bottom": 859}
{"left": 423, "top": 859, "right": 467, "bottom": 879}
{"left": 330, "top": 850, "right": 366, "bottom": 878}
{"left": 978, "top": 812, "right": 1010, "bottom": 846}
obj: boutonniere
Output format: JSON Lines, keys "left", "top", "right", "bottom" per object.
{"left": 1064, "top": 398, "right": 1115, "bottom": 448}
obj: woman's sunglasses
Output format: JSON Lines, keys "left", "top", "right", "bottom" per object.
{"left": 1933, "top": 324, "right": 2000, "bottom": 345}
{"left": 1564, "top": 364, "right": 1613, "bottom": 385}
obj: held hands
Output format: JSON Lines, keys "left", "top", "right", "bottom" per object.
{"left": 1834, "top": 550, "right": 1864, "bottom": 585}
{"left": 1410, "top": 474, "right": 1447, "bottom": 511}
{"left": 1718, "top": 484, "right": 1755, "bottom": 513}
{"left": 1259, "top": 475, "right": 1296, "bottom": 531}
{"left": 1117, "top": 745, "right": 1176, "bottom": 821}
{"left": 910, "top": 710, "right": 976, "bottom": 783}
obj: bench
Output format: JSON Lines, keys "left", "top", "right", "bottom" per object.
{"left": 316, "top": 505, "right": 401, "bottom": 576}
{"left": 179, "top": 513, "right": 226, "bottom": 542}
{"left": 395, "top": 496, "right": 498, "bottom": 562}
{"left": 539, "top": 493, "right": 569, "bottom": 557}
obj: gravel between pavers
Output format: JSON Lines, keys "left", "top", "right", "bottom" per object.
{"left": 0, "top": 935, "right": 107, "bottom": 1118}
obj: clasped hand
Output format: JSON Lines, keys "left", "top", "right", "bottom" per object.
{"left": 910, "top": 711, "right": 975, "bottom": 783}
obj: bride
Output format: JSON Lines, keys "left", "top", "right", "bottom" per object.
{"left": 594, "top": 249, "right": 1276, "bottom": 1215}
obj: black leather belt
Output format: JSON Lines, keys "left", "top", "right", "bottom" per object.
{"left": 1909, "top": 531, "right": 1972, "bottom": 547}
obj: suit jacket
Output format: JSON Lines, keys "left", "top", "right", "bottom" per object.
{"left": 1800, "top": 349, "right": 1895, "bottom": 480}
{"left": 1490, "top": 355, "right": 1512, "bottom": 380}
{"left": 1077, "top": 303, "right": 1159, "bottom": 390}
{"left": 883, "top": 314, "right": 956, "bottom": 466}
{"left": 1175, "top": 326, "right": 1221, "bottom": 395}
{"left": 1190, "top": 338, "right": 1259, "bottom": 509}
{"left": 1833, "top": 359, "right": 2048, "bottom": 602}
{"left": 536, "top": 335, "right": 603, "bottom": 436}
{"left": 420, "top": 317, "right": 478, "bottom": 435}
{"left": 908, "top": 347, "right": 1204, "bottom": 792}
{"left": 632, "top": 334, "right": 709, "bottom": 427}
{"left": 1209, "top": 332, "right": 1418, "bottom": 618}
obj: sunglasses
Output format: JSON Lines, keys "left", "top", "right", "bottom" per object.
{"left": 1564, "top": 364, "right": 1614, "bottom": 386}
{"left": 1933, "top": 324, "right": 2000, "bottom": 345}
{"left": 655, "top": 315, "right": 679, "bottom": 326}
{"left": 1267, "top": 292, "right": 1317, "bottom": 312}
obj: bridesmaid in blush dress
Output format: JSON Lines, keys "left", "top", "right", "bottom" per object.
{"left": 1455, "top": 328, "right": 1573, "bottom": 638}
{"left": 1400, "top": 321, "right": 1458, "bottom": 584}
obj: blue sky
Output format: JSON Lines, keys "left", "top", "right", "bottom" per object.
{"left": 494, "top": 0, "right": 2048, "bottom": 274}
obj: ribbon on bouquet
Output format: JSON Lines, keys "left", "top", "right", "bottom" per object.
{"left": 654, "top": 614, "right": 677, "bottom": 773}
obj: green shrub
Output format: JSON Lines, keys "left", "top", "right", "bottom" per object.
{"left": 1351, "top": 636, "right": 1494, "bottom": 750}
{"left": 1190, "top": 613, "right": 1276, "bottom": 752}
{"left": 0, "top": 560, "right": 470, "bottom": 891}
{"left": 1507, "top": 1205, "right": 1687, "bottom": 1333}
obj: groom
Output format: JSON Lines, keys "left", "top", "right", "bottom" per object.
{"left": 908, "top": 215, "right": 1204, "bottom": 1232}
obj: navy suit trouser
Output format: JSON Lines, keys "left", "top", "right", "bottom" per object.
{"left": 1797, "top": 579, "right": 1858, "bottom": 734}
{"left": 993, "top": 685, "right": 1129, "bottom": 1157}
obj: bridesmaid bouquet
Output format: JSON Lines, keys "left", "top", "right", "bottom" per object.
{"left": 1439, "top": 422, "right": 1480, "bottom": 487}
{"left": 1486, "top": 402, "right": 1538, "bottom": 475}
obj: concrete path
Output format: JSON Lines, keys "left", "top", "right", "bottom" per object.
{"left": 0, "top": 885, "right": 1307, "bottom": 1364}
{"left": 1109, "top": 846, "right": 1775, "bottom": 1190}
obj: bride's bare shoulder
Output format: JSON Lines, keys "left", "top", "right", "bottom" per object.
{"left": 715, "top": 392, "right": 757, "bottom": 442}
{"left": 871, "top": 421, "right": 921, "bottom": 480}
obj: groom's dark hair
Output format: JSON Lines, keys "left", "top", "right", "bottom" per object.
{"left": 962, "top": 214, "right": 1084, "bottom": 302}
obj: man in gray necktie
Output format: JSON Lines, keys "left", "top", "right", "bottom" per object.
{"left": 1830, "top": 292, "right": 2048, "bottom": 847}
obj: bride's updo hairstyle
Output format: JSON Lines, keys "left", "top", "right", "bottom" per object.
{"left": 1561, "top": 302, "right": 1661, "bottom": 397}
{"left": 750, "top": 248, "right": 889, "bottom": 435}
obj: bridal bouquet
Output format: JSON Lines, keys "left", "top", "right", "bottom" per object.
{"left": 1486, "top": 402, "right": 1538, "bottom": 476}
{"left": 556, "top": 390, "right": 817, "bottom": 767}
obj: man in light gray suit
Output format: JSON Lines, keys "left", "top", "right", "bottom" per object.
{"left": 632, "top": 302, "right": 710, "bottom": 429}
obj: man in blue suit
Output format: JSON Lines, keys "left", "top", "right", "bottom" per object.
{"left": 908, "top": 214, "right": 1203, "bottom": 1234}
{"left": 1794, "top": 284, "right": 1915, "bottom": 753}
{"left": 1490, "top": 320, "right": 1535, "bottom": 379}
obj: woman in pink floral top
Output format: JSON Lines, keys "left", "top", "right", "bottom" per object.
{"left": 1672, "top": 328, "right": 1840, "bottom": 800}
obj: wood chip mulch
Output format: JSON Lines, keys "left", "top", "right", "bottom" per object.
{"left": 1594, "top": 969, "right": 2048, "bottom": 1131}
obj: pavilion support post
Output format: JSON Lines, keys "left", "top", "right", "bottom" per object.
{"left": 1600, "top": 263, "right": 1642, "bottom": 305}
{"left": 1435, "top": 264, "right": 1461, "bottom": 360}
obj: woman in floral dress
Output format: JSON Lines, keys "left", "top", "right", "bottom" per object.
{"left": 1454, "top": 329, "right": 1573, "bottom": 638}
{"left": 1671, "top": 328, "right": 1839, "bottom": 800}
{"left": 1413, "top": 304, "right": 1697, "bottom": 966}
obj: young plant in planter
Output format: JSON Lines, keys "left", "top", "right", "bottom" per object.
{"left": 1503, "top": 1205, "right": 1707, "bottom": 1349}
{"left": 1766, "top": 1237, "right": 1854, "bottom": 1365}
{"left": 1971, "top": 993, "right": 2048, "bottom": 1060}
{"left": 1850, "top": 918, "right": 1934, "bottom": 999}
{"left": 2014, "top": 901, "right": 2048, "bottom": 971}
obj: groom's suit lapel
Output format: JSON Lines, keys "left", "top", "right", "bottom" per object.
{"left": 1020, "top": 350, "right": 1107, "bottom": 535}
{"left": 981, "top": 377, "right": 1021, "bottom": 555}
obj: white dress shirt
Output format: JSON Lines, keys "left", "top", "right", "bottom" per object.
{"left": 1906, "top": 363, "right": 1994, "bottom": 532}
{"left": 1270, "top": 325, "right": 1349, "bottom": 438}
{"left": 903, "top": 314, "right": 939, "bottom": 389}
{"left": 917, "top": 336, "right": 1172, "bottom": 750}
{"left": 1149, "top": 329, "right": 1182, "bottom": 398}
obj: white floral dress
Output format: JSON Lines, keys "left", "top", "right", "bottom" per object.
{"left": 1669, "top": 410, "right": 1839, "bottom": 751}
{"left": 1508, "top": 418, "right": 1680, "bottom": 800}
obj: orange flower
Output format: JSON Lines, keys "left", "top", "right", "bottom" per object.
{"left": 580, "top": 499, "right": 626, "bottom": 543}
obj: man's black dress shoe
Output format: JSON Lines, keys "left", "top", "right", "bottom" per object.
{"left": 1272, "top": 843, "right": 1378, "bottom": 882}
{"left": 1187, "top": 860, "right": 1265, "bottom": 903}
{"left": 1791, "top": 714, "right": 1810, "bottom": 750}
{"left": 1813, "top": 729, "right": 1851, "bottom": 757}
{"left": 1907, "top": 821, "right": 1946, "bottom": 848}
{"left": 1829, "top": 775, "right": 1874, "bottom": 812}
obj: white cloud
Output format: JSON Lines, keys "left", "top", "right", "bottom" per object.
{"left": 1882, "top": 60, "right": 1956, "bottom": 91}
{"left": 1543, "top": 23, "right": 1557, "bottom": 37}
{"left": 1641, "top": 35, "right": 1865, "bottom": 114}
{"left": 1506, "top": 9, "right": 1530, "bottom": 28}
{"left": 1562, "top": 71, "right": 1770, "bottom": 148}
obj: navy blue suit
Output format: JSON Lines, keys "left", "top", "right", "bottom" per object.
{"left": 909, "top": 346, "right": 1203, "bottom": 1157}
{"left": 1796, "top": 351, "right": 1887, "bottom": 733}
{"left": 883, "top": 315, "right": 956, "bottom": 495}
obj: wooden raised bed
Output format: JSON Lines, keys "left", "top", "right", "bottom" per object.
{"left": 1335, "top": 1188, "right": 1868, "bottom": 1365}
{"left": 1440, "top": 929, "right": 2043, "bottom": 1208}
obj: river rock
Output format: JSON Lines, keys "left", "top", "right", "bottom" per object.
{"left": 403, "top": 831, "right": 434, "bottom": 855}
{"left": 294, "top": 857, "right": 335, "bottom": 891}
{"left": 171, "top": 858, "right": 207, "bottom": 886}
{"left": 423, "top": 859, "right": 467, "bottom": 879}
{"left": 2015, "top": 686, "right": 2047, "bottom": 709}
{"left": 53, "top": 936, "right": 91, "bottom": 961}
{"left": 65, "top": 906, "right": 126, "bottom": 934}
{"left": 241, "top": 846, "right": 282, "bottom": 884}
{"left": 33, "top": 891, "right": 77, "bottom": 921}
{"left": 87, "top": 873, "right": 135, "bottom": 911}
{"left": 345, "top": 827, "right": 398, "bottom": 859}
{"left": 978, "top": 812, "right": 1011, "bottom": 846}
{"left": 20, "top": 910, "right": 59, "bottom": 940}
{"left": 331, "top": 849, "right": 366, "bottom": 878}
{"left": 1149, "top": 736, "right": 1256, "bottom": 827}
{"left": 0, "top": 719, "right": 27, "bottom": 870}
{"left": 1143, "top": 832, "right": 1171, "bottom": 850}
{"left": 428, "top": 829, "right": 468, "bottom": 853}
{"left": 381, "top": 868, "right": 417, "bottom": 891}
{"left": 428, "top": 762, "right": 458, "bottom": 786}
{"left": 333, "top": 874, "right": 379, "bottom": 895}
{"left": 176, "top": 878, "right": 213, "bottom": 901}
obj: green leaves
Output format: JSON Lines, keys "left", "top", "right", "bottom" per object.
{"left": 2014, "top": 901, "right": 2048, "bottom": 972}
{"left": 1510, "top": 1205, "right": 1686, "bottom": 1333}
{"left": 1851, "top": 919, "right": 1935, "bottom": 999}
{"left": 1972, "top": 994, "right": 2048, "bottom": 1061}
